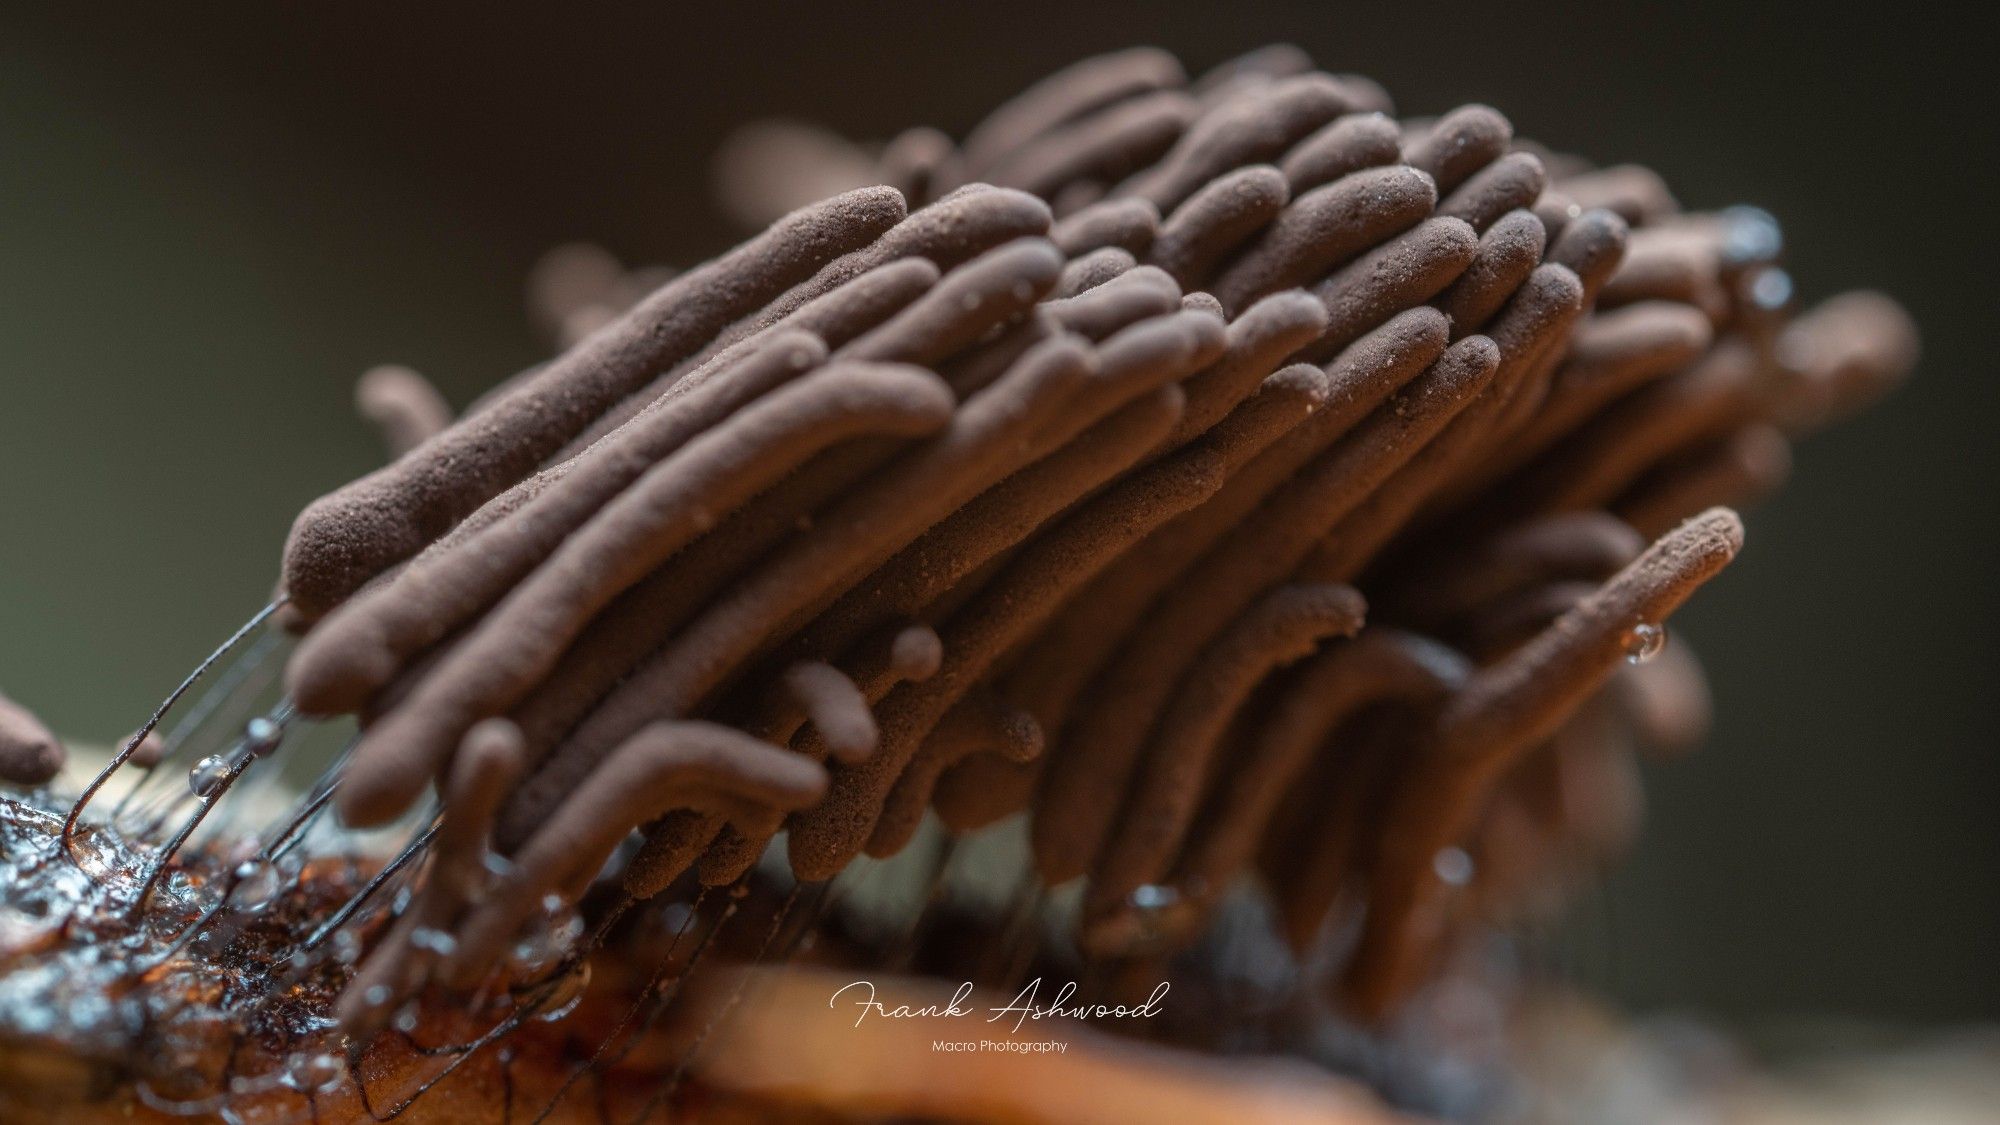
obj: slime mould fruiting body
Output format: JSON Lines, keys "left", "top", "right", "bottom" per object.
{"left": 1, "top": 43, "right": 1915, "bottom": 1124}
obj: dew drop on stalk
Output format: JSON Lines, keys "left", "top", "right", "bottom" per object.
{"left": 1432, "top": 846, "right": 1475, "bottom": 887}
{"left": 509, "top": 893, "right": 582, "bottom": 976}
{"left": 329, "top": 927, "right": 364, "bottom": 966}
{"left": 410, "top": 926, "right": 458, "bottom": 959}
{"left": 1719, "top": 204, "right": 1782, "bottom": 265}
{"left": 481, "top": 850, "right": 520, "bottom": 884}
{"left": 1749, "top": 268, "right": 1793, "bottom": 310}
{"left": 280, "top": 1052, "right": 344, "bottom": 1094}
{"left": 188, "top": 756, "right": 230, "bottom": 799}
{"left": 230, "top": 859, "right": 281, "bottom": 912}
{"left": 1123, "top": 883, "right": 1189, "bottom": 947}
{"left": 243, "top": 716, "right": 283, "bottom": 758}
{"left": 1623, "top": 621, "right": 1666, "bottom": 664}
{"left": 534, "top": 962, "right": 591, "bottom": 1022}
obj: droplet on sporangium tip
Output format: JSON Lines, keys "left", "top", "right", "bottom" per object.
{"left": 1624, "top": 621, "right": 1666, "bottom": 664}
{"left": 187, "top": 756, "right": 230, "bottom": 799}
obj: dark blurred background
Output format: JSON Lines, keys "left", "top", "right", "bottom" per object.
{"left": 2, "top": 2, "right": 1993, "bottom": 1033}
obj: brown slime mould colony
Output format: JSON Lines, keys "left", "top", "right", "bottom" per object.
{"left": 1, "top": 42, "right": 1916, "bottom": 1124}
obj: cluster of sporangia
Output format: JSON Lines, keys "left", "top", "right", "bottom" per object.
{"left": 34, "top": 45, "right": 1905, "bottom": 1033}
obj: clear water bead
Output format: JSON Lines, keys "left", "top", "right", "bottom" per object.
{"left": 410, "top": 926, "right": 459, "bottom": 959}
{"left": 1623, "top": 621, "right": 1666, "bottom": 664}
{"left": 329, "top": 927, "right": 365, "bottom": 966}
{"left": 1432, "top": 846, "right": 1475, "bottom": 887}
{"left": 187, "top": 756, "right": 231, "bottom": 799}
{"left": 1719, "top": 204, "right": 1782, "bottom": 266}
{"left": 243, "top": 716, "right": 283, "bottom": 757}
{"left": 281, "top": 1052, "right": 344, "bottom": 1093}
{"left": 230, "top": 859, "right": 282, "bottom": 912}
{"left": 509, "top": 895, "right": 583, "bottom": 976}
{"left": 1749, "top": 268, "right": 1793, "bottom": 310}
{"left": 230, "top": 1073, "right": 278, "bottom": 1095}
{"left": 534, "top": 962, "right": 591, "bottom": 1022}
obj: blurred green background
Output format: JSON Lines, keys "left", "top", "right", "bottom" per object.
{"left": 2, "top": 3, "right": 1993, "bottom": 1031}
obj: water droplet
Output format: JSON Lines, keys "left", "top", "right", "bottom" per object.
{"left": 281, "top": 1052, "right": 344, "bottom": 1093}
{"left": 508, "top": 935, "right": 559, "bottom": 976}
{"left": 534, "top": 963, "right": 591, "bottom": 1022}
{"left": 647, "top": 901, "right": 697, "bottom": 943}
{"left": 243, "top": 716, "right": 283, "bottom": 757}
{"left": 960, "top": 293, "right": 983, "bottom": 311}
{"left": 1011, "top": 280, "right": 1035, "bottom": 302}
{"left": 1719, "top": 204, "right": 1782, "bottom": 266}
{"left": 1748, "top": 268, "right": 1793, "bottom": 311}
{"left": 1117, "top": 884, "right": 1193, "bottom": 948}
{"left": 363, "top": 984, "right": 392, "bottom": 1007}
{"left": 188, "top": 756, "right": 231, "bottom": 799}
{"left": 1432, "top": 846, "right": 1475, "bottom": 887}
{"left": 330, "top": 928, "right": 364, "bottom": 966}
{"left": 410, "top": 927, "right": 458, "bottom": 959}
{"left": 508, "top": 896, "right": 582, "bottom": 975}
{"left": 1623, "top": 621, "right": 1666, "bottom": 665}
{"left": 393, "top": 1003, "right": 421, "bottom": 1034}
{"left": 230, "top": 859, "right": 281, "bottom": 912}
